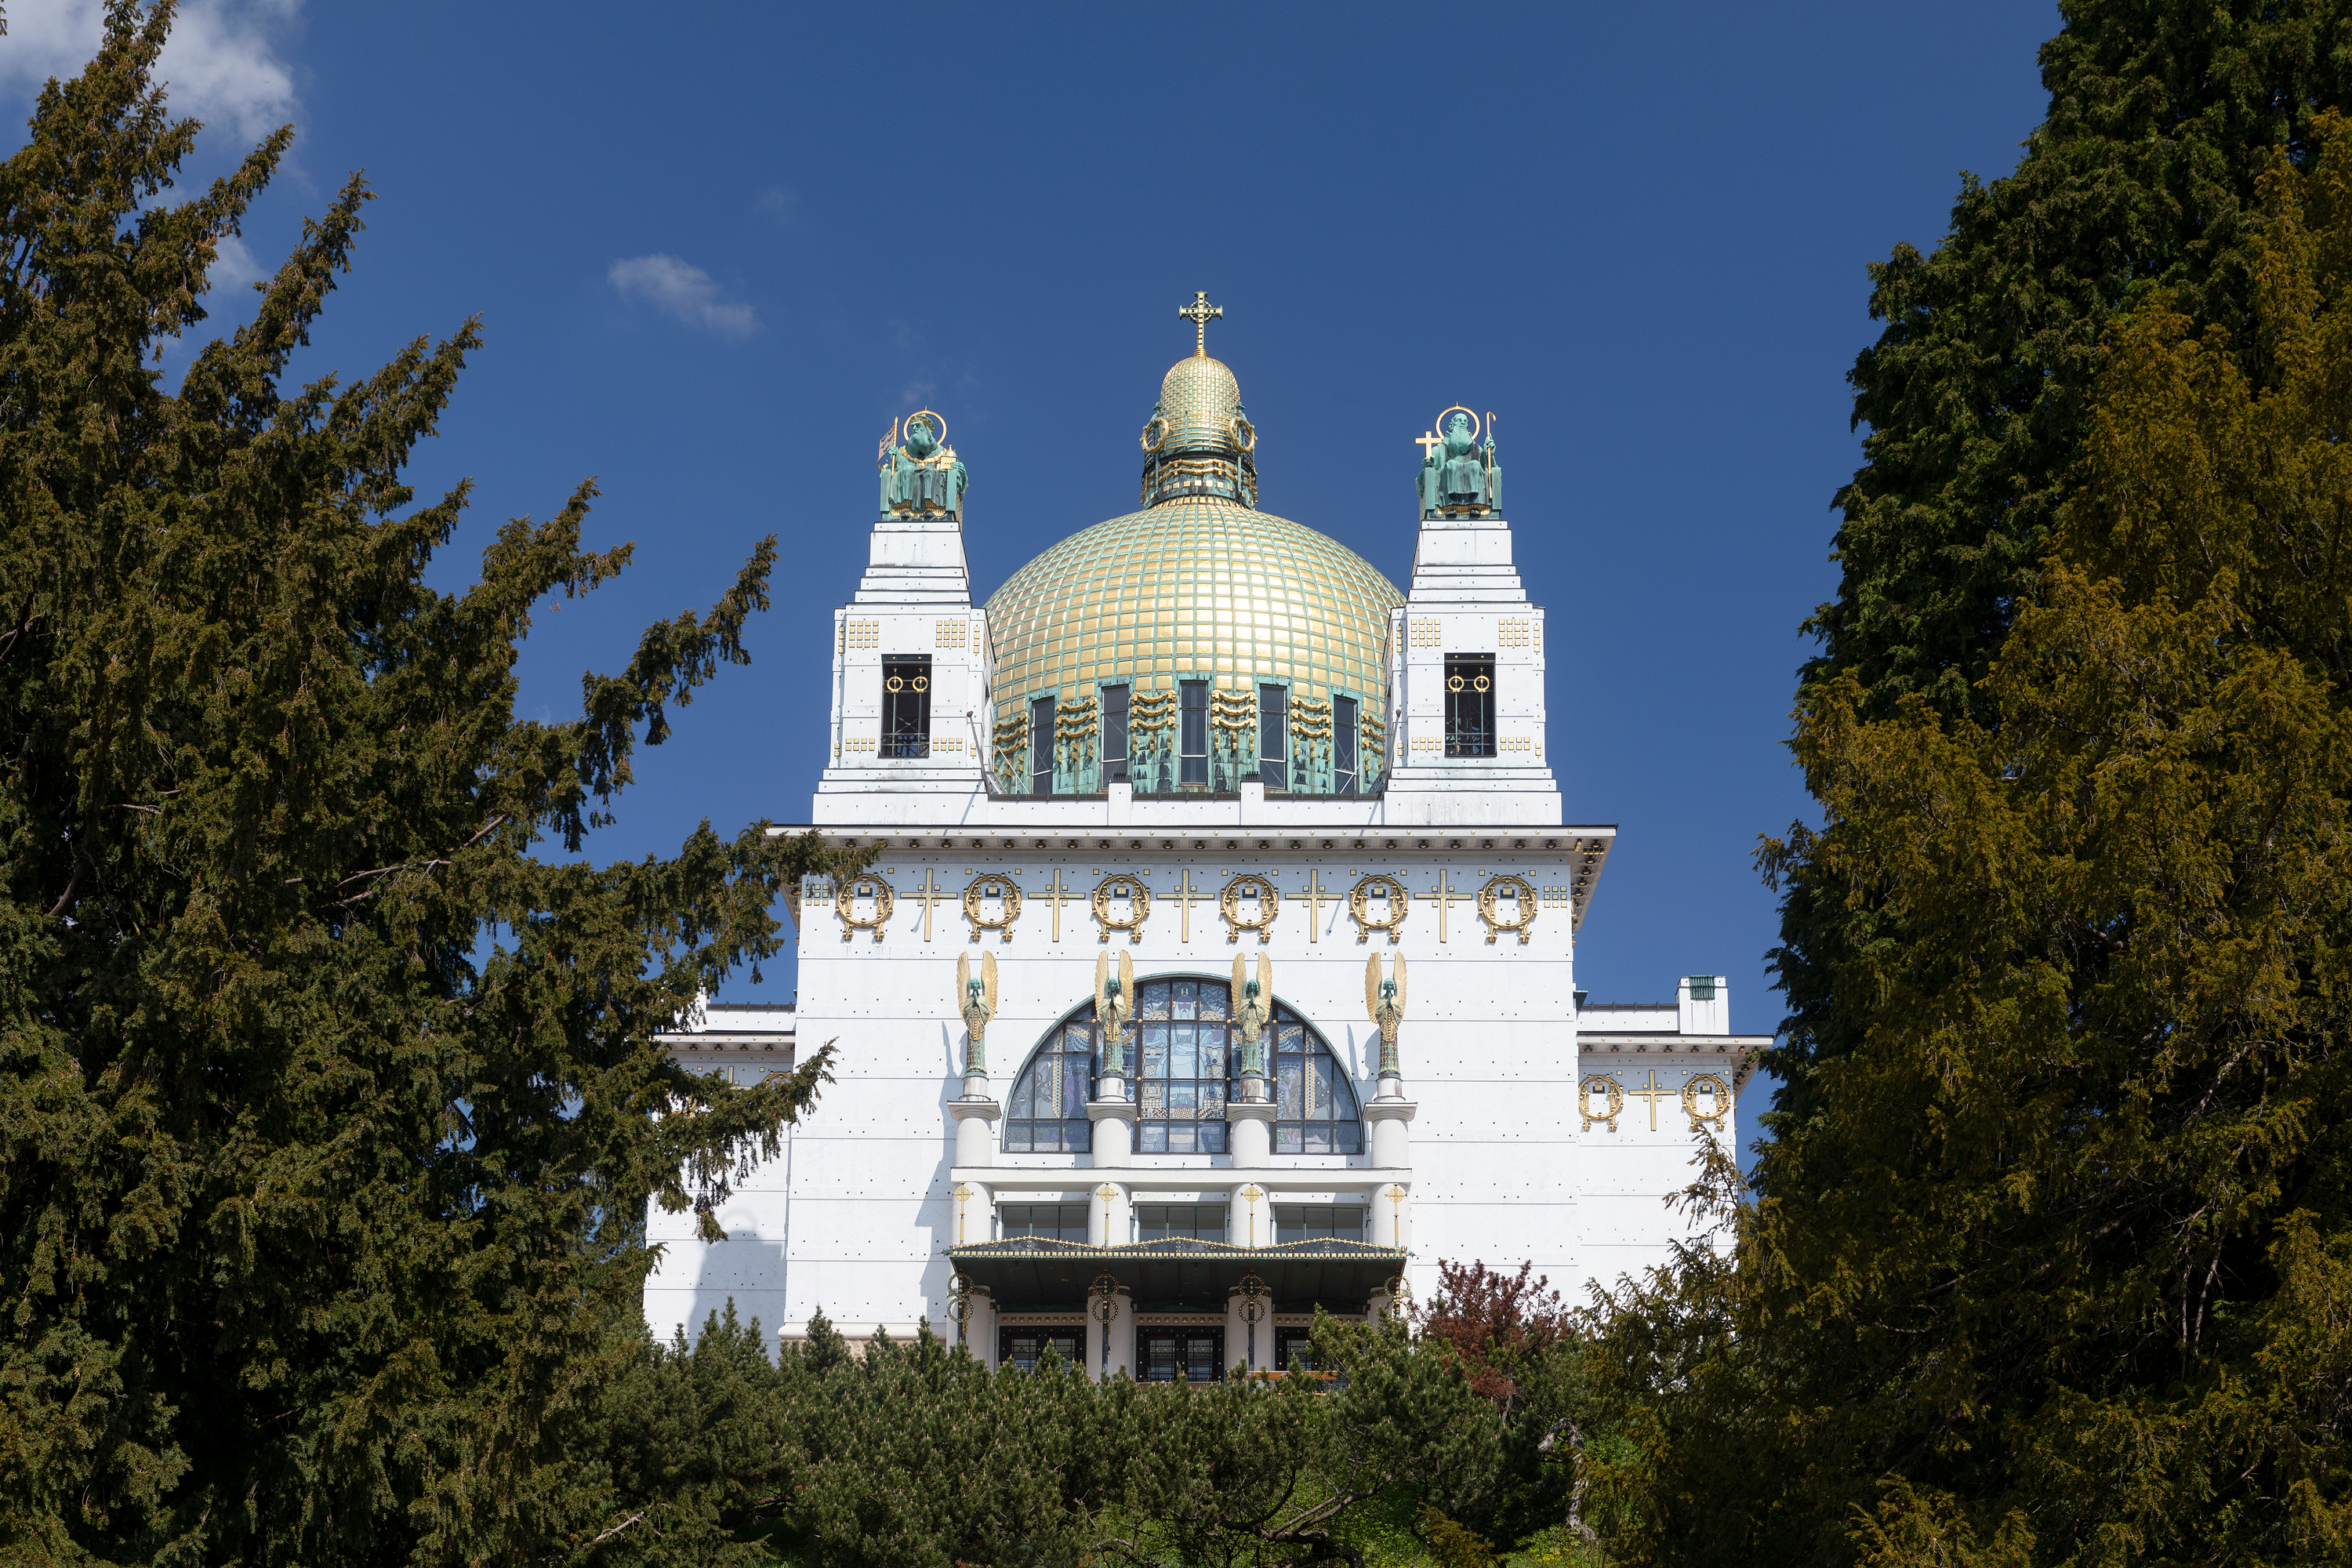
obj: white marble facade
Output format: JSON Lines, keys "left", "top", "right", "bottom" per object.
{"left": 644, "top": 347, "right": 1766, "bottom": 1373}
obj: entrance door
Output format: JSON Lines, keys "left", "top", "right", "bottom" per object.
{"left": 1138, "top": 1327, "right": 1225, "bottom": 1382}
{"left": 999, "top": 1326, "right": 1083, "bottom": 1372}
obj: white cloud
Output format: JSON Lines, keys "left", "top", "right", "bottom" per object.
{"left": 753, "top": 185, "right": 796, "bottom": 224}
{"left": 2, "top": 0, "right": 301, "bottom": 141}
{"left": 210, "top": 232, "right": 264, "bottom": 289}
{"left": 607, "top": 254, "right": 760, "bottom": 338}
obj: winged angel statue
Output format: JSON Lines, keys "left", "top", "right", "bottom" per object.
{"left": 1364, "top": 953, "right": 1406, "bottom": 1080}
{"left": 956, "top": 950, "right": 997, "bottom": 1079}
{"left": 1094, "top": 949, "right": 1135, "bottom": 1080}
{"left": 1231, "top": 953, "right": 1273, "bottom": 1087}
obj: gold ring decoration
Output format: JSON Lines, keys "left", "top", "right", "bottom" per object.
{"left": 912, "top": 676, "right": 928, "bottom": 691}
{"left": 1436, "top": 405, "right": 1480, "bottom": 442}
{"left": 1348, "top": 874, "right": 1409, "bottom": 946}
{"left": 1091, "top": 873, "right": 1152, "bottom": 945}
{"left": 886, "top": 675, "right": 903, "bottom": 691}
{"left": 963, "top": 873, "right": 1023, "bottom": 943}
{"left": 1682, "top": 1073, "right": 1732, "bottom": 1134}
{"left": 1383, "top": 1272, "right": 1412, "bottom": 1323}
{"left": 1220, "top": 873, "right": 1281, "bottom": 946}
{"left": 1474, "top": 675, "right": 1490, "bottom": 691}
{"left": 1230, "top": 415, "right": 1258, "bottom": 452}
{"left": 1580, "top": 1073, "right": 1624, "bottom": 1133}
{"left": 1476, "top": 874, "right": 1540, "bottom": 946}
{"left": 1140, "top": 416, "right": 1169, "bottom": 452}
{"left": 905, "top": 407, "right": 948, "bottom": 446}
{"left": 946, "top": 1269, "right": 975, "bottom": 1323}
{"left": 835, "top": 875, "right": 895, "bottom": 943}
{"left": 1448, "top": 675, "right": 1463, "bottom": 691}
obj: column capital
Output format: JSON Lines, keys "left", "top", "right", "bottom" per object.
{"left": 1224, "top": 1101, "right": 1279, "bottom": 1125}
{"left": 948, "top": 1097, "right": 1002, "bottom": 1123}
{"left": 1086, "top": 1098, "right": 1140, "bottom": 1124}
{"left": 1363, "top": 1098, "right": 1418, "bottom": 1123}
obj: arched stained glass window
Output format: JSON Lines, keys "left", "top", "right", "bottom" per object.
{"left": 1001, "top": 976, "right": 1362, "bottom": 1156}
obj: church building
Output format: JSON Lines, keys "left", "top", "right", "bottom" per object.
{"left": 644, "top": 296, "right": 1765, "bottom": 1378}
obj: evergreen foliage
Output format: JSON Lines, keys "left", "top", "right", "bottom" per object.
{"left": 1773, "top": 0, "right": 2352, "bottom": 1135}
{"left": 1595, "top": 108, "right": 2352, "bottom": 1568}
{"left": 0, "top": 9, "right": 848, "bottom": 1560}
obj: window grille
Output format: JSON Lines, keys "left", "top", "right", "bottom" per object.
{"left": 1258, "top": 684, "right": 1287, "bottom": 790}
{"left": 1179, "top": 681, "right": 1207, "bottom": 786}
{"left": 1102, "top": 684, "right": 1131, "bottom": 783}
{"left": 1444, "top": 653, "right": 1496, "bottom": 757}
{"left": 1029, "top": 695, "right": 1055, "bottom": 794}
{"left": 1334, "top": 695, "right": 1359, "bottom": 795}
{"left": 999, "top": 1326, "right": 1082, "bottom": 1372}
{"left": 1138, "top": 1328, "right": 1224, "bottom": 1382}
{"left": 881, "top": 655, "right": 931, "bottom": 758}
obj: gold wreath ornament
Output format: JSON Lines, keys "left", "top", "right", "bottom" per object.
{"left": 1221, "top": 873, "right": 1280, "bottom": 946}
{"left": 1091, "top": 873, "right": 1152, "bottom": 945}
{"left": 963, "top": 873, "right": 1023, "bottom": 942}
{"left": 1682, "top": 1072, "right": 1732, "bottom": 1134}
{"left": 1348, "top": 874, "right": 1409, "bottom": 945}
{"left": 1477, "top": 874, "right": 1540, "bottom": 946}
{"left": 835, "top": 875, "right": 895, "bottom": 943}
{"left": 1579, "top": 1074, "right": 1624, "bottom": 1133}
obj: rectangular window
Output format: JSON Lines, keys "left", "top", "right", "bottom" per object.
{"left": 999, "top": 1325, "right": 1083, "bottom": 1372}
{"left": 1135, "top": 1203, "right": 1229, "bottom": 1243}
{"left": 1030, "top": 695, "right": 1055, "bottom": 794}
{"left": 880, "top": 656, "right": 931, "bottom": 757}
{"left": 1334, "top": 695, "right": 1359, "bottom": 795}
{"left": 999, "top": 1202, "right": 1089, "bottom": 1243}
{"left": 1444, "top": 654, "right": 1496, "bottom": 757}
{"left": 1102, "top": 684, "right": 1130, "bottom": 784}
{"left": 1258, "top": 683, "right": 1287, "bottom": 790}
{"left": 1272, "top": 1204, "right": 1367, "bottom": 1244}
{"left": 1138, "top": 1328, "right": 1225, "bottom": 1383}
{"left": 1179, "top": 680, "right": 1208, "bottom": 786}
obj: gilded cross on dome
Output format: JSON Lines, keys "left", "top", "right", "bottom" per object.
{"left": 1178, "top": 291, "right": 1222, "bottom": 356}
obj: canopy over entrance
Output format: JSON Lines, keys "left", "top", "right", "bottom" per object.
{"left": 949, "top": 1236, "right": 1406, "bottom": 1312}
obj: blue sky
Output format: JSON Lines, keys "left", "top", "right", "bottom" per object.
{"left": 9, "top": 1, "right": 2057, "bottom": 1044}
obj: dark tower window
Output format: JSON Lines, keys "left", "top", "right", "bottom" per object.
{"left": 881, "top": 656, "right": 931, "bottom": 758}
{"left": 1030, "top": 695, "right": 1056, "bottom": 794}
{"left": 1258, "top": 684, "right": 1287, "bottom": 790}
{"left": 1334, "top": 695, "right": 1359, "bottom": 794}
{"left": 1179, "top": 681, "right": 1208, "bottom": 786}
{"left": 1102, "top": 684, "right": 1130, "bottom": 784}
{"left": 1444, "top": 654, "right": 1495, "bottom": 757}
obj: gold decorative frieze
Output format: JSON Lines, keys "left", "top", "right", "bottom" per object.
{"left": 964, "top": 873, "right": 1023, "bottom": 942}
{"left": 1477, "top": 875, "right": 1539, "bottom": 946}
{"left": 1348, "top": 874, "right": 1409, "bottom": 945}
{"left": 1682, "top": 1073, "right": 1731, "bottom": 1134}
{"left": 835, "top": 875, "right": 895, "bottom": 943}
{"left": 1091, "top": 874, "right": 1152, "bottom": 944}
{"left": 1220, "top": 873, "right": 1279, "bottom": 945}
{"left": 1579, "top": 1074, "right": 1624, "bottom": 1133}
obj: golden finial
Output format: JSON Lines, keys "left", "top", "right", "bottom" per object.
{"left": 1178, "top": 291, "right": 1222, "bottom": 357}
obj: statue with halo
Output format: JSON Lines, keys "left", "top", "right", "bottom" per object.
{"left": 877, "top": 409, "right": 968, "bottom": 520}
{"left": 1416, "top": 407, "right": 1501, "bottom": 517}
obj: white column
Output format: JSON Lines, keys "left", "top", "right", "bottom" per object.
{"left": 1231, "top": 1181, "right": 1272, "bottom": 1250}
{"left": 1089, "top": 1094, "right": 1137, "bottom": 1167}
{"left": 1087, "top": 1287, "right": 1134, "bottom": 1380}
{"left": 1227, "top": 1101, "right": 1276, "bottom": 1167}
{"left": 1364, "top": 1096, "right": 1416, "bottom": 1169}
{"left": 949, "top": 1096, "right": 999, "bottom": 1167}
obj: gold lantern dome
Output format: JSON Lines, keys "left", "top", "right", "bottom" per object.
{"left": 983, "top": 342, "right": 1403, "bottom": 794}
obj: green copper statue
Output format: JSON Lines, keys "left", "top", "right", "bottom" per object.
{"left": 878, "top": 410, "right": 967, "bottom": 520}
{"left": 1417, "top": 408, "right": 1501, "bottom": 518}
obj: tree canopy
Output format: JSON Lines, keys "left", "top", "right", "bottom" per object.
{"left": 0, "top": 9, "right": 846, "bottom": 1561}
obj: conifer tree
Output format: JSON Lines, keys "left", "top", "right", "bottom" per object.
{"left": 0, "top": 9, "right": 844, "bottom": 1561}
{"left": 1604, "top": 108, "right": 2352, "bottom": 1568}
{"left": 1773, "top": 0, "right": 2352, "bottom": 1134}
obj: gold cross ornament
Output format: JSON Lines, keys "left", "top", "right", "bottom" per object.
{"left": 1300, "top": 869, "right": 1330, "bottom": 942}
{"left": 1171, "top": 868, "right": 1202, "bottom": 942}
{"left": 1240, "top": 1182, "right": 1264, "bottom": 1247}
{"left": 1419, "top": 869, "right": 1461, "bottom": 942}
{"left": 912, "top": 867, "right": 945, "bottom": 942}
{"left": 1178, "top": 291, "right": 1222, "bottom": 355}
{"left": 1629, "top": 1069, "right": 1675, "bottom": 1132}
{"left": 1041, "top": 867, "right": 1071, "bottom": 942}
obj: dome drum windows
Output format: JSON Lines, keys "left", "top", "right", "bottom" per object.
{"left": 1002, "top": 976, "right": 1363, "bottom": 1158}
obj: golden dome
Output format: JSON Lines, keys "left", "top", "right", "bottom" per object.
{"left": 985, "top": 494, "right": 1402, "bottom": 793}
{"left": 1153, "top": 354, "right": 1243, "bottom": 449}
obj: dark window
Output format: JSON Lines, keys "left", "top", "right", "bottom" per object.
{"left": 1139, "top": 1327, "right": 1224, "bottom": 1382}
{"left": 1258, "top": 684, "right": 1287, "bottom": 789}
{"left": 1272, "top": 1326, "right": 1325, "bottom": 1372}
{"left": 1444, "top": 654, "right": 1495, "bottom": 757}
{"left": 1030, "top": 695, "right": 1055, "bottom": 794}
{"left": 999, "top": 1203, "right": 1089, "bottom": 1242}
{"left": 1179, "top": 681, "right": 1208, "bottom": 786}
{"left": 1006, "top": 978, "right": 1359, "bottom": 1160}
{"left": 1136, "top": 1203, "right": 1228, "bottom": 1243}
{"left": 1000, "top": 1023, "right": 1093, "bottom": 1153}
{"left": 999, "top": 1325, "right": 1082, "bottom": 1372}
{"left": 1102, "top": 684, "right": 1130, "bottom": 783}
{"left": 881, "top": 656, "right": 931, "bottom": 757}
{"left": 1273, "top": 1204, "right": 1367, "bottom": 1243}
{"left": 1334, "top": 695, "right": 1359, "bottom": 795}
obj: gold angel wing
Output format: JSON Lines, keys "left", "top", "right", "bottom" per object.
{"left": 1256, "top": 952, "right": 1271, "bottom": 1004}
{"left": 956, "top": 951, "right": 971, "bottom": 1010}
{"left": 1395, "top": 954, "right": 1406, "bottom": 1017}
{"left": 1094, "top": 949, "right": 1110, "bottom": 1020}
{"left": 1232, "top": 953, "right": 1247, "bottom": 1001}
{"left": 1118, "top": 948, "right": 1133, "bottom": 1000}
{"left": 981, "top": 949, "right": 998, "bottom": 1015}
{"left": 1365, "top": 953, "right": 1381, "bottom": 1022}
